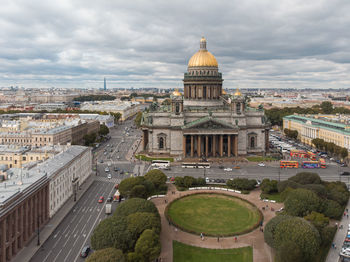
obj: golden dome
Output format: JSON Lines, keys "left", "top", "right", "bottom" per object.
{"left": 234, "top": 88, "right": 242, "bottom": 96}
{"left": 188, "top": 37, "right": 218, "bottom": 67}
{"left": 222, "top": 90, "right": 227, "bottom": 95}
{"left": 172, "top": 89, "right": 182, "bottom": 96}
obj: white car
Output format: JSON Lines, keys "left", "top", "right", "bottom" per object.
{"left": 224, "top": 168, "right": 233, "bottom": 171}
{"left": 107, "top": 174, "right": 112, "bottom": 179}
{"left": 258, "top": 162, "right": 265, "bottom": 167}
{"left": 105, "top": 167, "right": 110, "bottom": 172}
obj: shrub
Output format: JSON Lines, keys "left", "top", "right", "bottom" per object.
{"left": 288, "top": 172, "right": 321, "bottom": 185}
{"left": 321, "top": 199, "right": 343, "bottom": 219}
{"left": 261, "top": 179, "right": 278, "bottom": 194}
{"left": 227, "top": 178, "right": 257, "bottom": 191}
{"left": 277, "top": 180, "right": 300, "bottom": 193}
{"left": 284, "top": 188, "right": 320, "bottom": 217}
{"left": 304, "top": 211, "right": 329, "bottom": 232}
{"left": 86, "top": 248, "right": 125, "bottom": 262}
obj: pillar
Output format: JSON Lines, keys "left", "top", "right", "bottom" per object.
{"left": 183, "top": 136, "right": 186, "bottom": 157}
{"left": 212, "top": 135, "right": 216, "bottom": 157}
{"left": 197, "top": 135, "right": 201, "bottom": 157}
{"left": 205, "top": 135, "right": 209, "bottom": 157}
{"left": 228, "top": 135, "right": 231, "bottom": 157}
{"left": 234, "top": 135, "right": 238, "bottom": 156}
{"left": 190, "top": 135, "right": 194, "bottom": 157}
{"left": 220, "top": 135, "right": 223, "bottom": 157}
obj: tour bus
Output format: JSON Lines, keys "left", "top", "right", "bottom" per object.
{"left": 181, "top": 162, "right": 211, "bottom": 169}
{"left": 302, "top": 161, "right": 320, "bottom": 168}
{"left": 290, "top": 150, "right": 308, "bottom": 158}
{"left": 319, "top": 158, "right": 326, "bottom": 168}
{"left": 280, "top": 160, "right": 299, "bottom": 168}
{"left": 151, "top": 160, "right": 171, "bottom": 169}
{"left": 307, "top": 152, "right": 317, "bottom": 161}
{"left": 113, "top": 190, "right": 120, "bottom": 202}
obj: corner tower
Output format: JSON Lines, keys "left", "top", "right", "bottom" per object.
{"left": 183, "top": 37, "right": 223, "bottom": 106}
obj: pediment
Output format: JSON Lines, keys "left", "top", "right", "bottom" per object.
{"left": 182, "top": 116, "right": 235, "bottom": 130}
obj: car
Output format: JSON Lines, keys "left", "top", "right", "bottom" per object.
{"left": 80, "top": 245, "right": 90, "bottom": 258}
{"left": 105, "top": 167, "right": 110, "bottom": 172}
{"left": 219, "top": 165, "right": 224, "bottom": 169}
{"left": 258, "top": 162, "right": 266, "bottom": 167}
{"left": 233, "top": 166, "right": 241, "bottom": 169}
{"left": 115, "top": 183, "right": 119, "bottom": 189}
{"left": 108, "top": 163, "right": 111, "bottom": 167}
{"left": 205, "top": 177, "right": 210, "bottom": 183}
{"left": 330, "top": 158, "right": 335, "bottom": 161}
{"left": 224, "top": 168, "right": 232, "bottom": 171}
{"left": 104, "top": 152, "right": 107, "bottom": 155}
{"left": 117, "top": 156, "right": 120, "bottom": 159}
{"left": 114, "top": 167, "right": 119, "bottom": 171}
{"left": 120, "top": 170, "right": 124, "bottom": 175}
{"left": 170, "top": 177, "right": 175, "bottom": 182}
{"left": 340, "top": 172, "right": 350, "bottom": 176}
{"left": 107, "top": 174, "right": 112, "bottom": 179}
{"left": 107, "top": 196, "right": 113, "bottom": 202}
{"left": 98, "top": 196, "right": 104, "bottom": 203}
{"left": 341, "top": 163, "right": 347, "bottom": 167}
{"left": 99, "top": 159, "right": 104, "bottom": 163}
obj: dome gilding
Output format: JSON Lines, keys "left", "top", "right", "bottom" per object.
{"left": 188, "top": 37, "right": 218, "bottom": 68}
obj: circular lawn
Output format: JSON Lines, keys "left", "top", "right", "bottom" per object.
{"left": 166, "top": 193, "right": 261, "bottom": 236}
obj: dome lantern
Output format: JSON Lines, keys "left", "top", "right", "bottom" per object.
{"left": 188, "top": 37, "right": 218, "bottom": 68}
{"left": 200, "top": 37, "right": 207, "bottom": 50}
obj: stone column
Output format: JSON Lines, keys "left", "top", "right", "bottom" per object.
{"left": 228, "top": 135, "right": 231, "bottom": 157}
{"left": 183, "top": 136, "right": 186, "bottom": 157}
{"left": 0, "top": 219, "right": 5, "bottom": 262}
{"left": 234, "top": 135, "right": 238, "bottom": 156}
{"left": 220, "top": 135, "right": 223, "bottom": 157}
{"left": 205, "top": 135, "right": 209, "bottom": 157}
{"left": 197, "top": 135, "right": 201, "bottom": 157}
{"left": 212, "top": 135, "right": 216, "bottom": 157}
{"left": 190, "top": 135, "right": 194, "bottom": 157}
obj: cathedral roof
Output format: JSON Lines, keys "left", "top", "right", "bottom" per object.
{"left": 181, "top": 115, "right": 235, "bottom": 129}
{"left": 188, "top": 37, "right": 218, "bottom": 68}
{"left": 234, "top": 88, "right": 242, "bottom": 96}
{"left": 172, "top": 89, "right": 182, "bottom": 97}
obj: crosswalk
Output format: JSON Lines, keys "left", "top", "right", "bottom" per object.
{"left": 94, "top": 177, "right": 121, "bottom": 184}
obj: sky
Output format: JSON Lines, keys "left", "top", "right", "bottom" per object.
{"left": 1, "top": 0, "right": 350, "bottom": 89}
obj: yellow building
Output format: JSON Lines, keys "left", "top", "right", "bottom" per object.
{"left": 283, "top": 114, "right": 350, "bottom": 150}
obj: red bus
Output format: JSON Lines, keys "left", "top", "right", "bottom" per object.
{"left": 307, "top": 152, "right": 317, "bottom": 161}
{"left": 280, "top": 160, "right": 299, "bottom": 168}
{"left": 290, "top": 150, "right": 308, "bottom": 158}
{"left": 319, "top": 158, "right": 326, "bottom": 168}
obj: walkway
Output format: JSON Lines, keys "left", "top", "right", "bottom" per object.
{"left": 152, "top": 184, "right": 283, "bottom": 262}
{"left": 326, "top": 201, "right": 350, "bottom": 262}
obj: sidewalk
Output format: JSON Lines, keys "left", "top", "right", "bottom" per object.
{"left": 326, "top": 201, "right": 350, "bottom": 262}
{"left": 12, "top": 174, "right": 95, "bottom": 262}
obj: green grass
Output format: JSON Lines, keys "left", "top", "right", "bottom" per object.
{"left": 134, "top": 154, "right": 174, "bottom": 162}
{"left": 260, "top": 192, "right": 282, "bottom": 202}
{"left": 246, "top": 156, "right": 277, "bottom": 162}
{"left": 166, "top": 193, "right": 261, "bottom": 236}
{"left": 173, "top": 241, "right": 253, "bottom": 262}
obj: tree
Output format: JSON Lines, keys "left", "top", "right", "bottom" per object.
{"left": 276, "top": 241, "right": 303, "bottom": 262}
{"left": 114, "top": 198, "right": 159, "bottom": 218}
{"left": 284, "top": 188, "right": 320, "bottom": 217}
{"left": 130, "top": 185, "right": 147, "bottom": 199}
{"left": 86, "top": 248, "right": 125, "bottom": 262}
{"left": 264, "top": 215, "right": 292, "bottom": 247}
{"left": 274, "top": 217, "right": 321, "bottom": 261}
{"left": 118, "top": 177, "right": 155, "bottom": 199}
{"left": 321, "top": 101, "right": 333, "bottom": 114}
{"left": 130, "top": 229, "right": 161, "bottom": 262}
{"left": 127, "top": 212, "right": 161, "bottom": 240}
{"left": 340, "top": 147, "right": 348, "bottom": 159}
{"left": 321, "top": 199, "right": 343, "bottom": 219}
{"left": 226, "top": 178, "right": 257, "bottom": 190}
{"left": 99, "top": 124, "right": 109, "bottom": 136}
{"left": 261, "top": 179, "right": 278, "bottom": 194}
{"left": 135, "top": 112, "right": 142, "bottom": 127}
{"left": 84, "top": 132, "right": 97, "bottom": 146}
{"left": 144, "top": 169, "right": 167, "bottom": 189}
{"left": 277, "top": 180, "right": 300, "bottom": 193}
{"left": 304, "top": 211, "right": 329, "bottom": 232}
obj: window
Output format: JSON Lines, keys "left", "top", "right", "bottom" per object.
{"left": 236, "top": 102, "right": 241, "bottom": 114}
{"left": 175, "top": 103, "right": 180, "bottom": 113}
{"left": 159, "top": 137, "right": 164, "bottom": 149}
{"left": 250, "top": 137, "right": 255, "bottom": 148}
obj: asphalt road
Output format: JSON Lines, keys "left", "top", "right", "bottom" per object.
{"left": 30, "top": 119, "right": 143, "bottom": 262}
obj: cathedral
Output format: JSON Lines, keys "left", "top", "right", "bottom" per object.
{"left": 141, "top": 37, "right": 270, "bottom": 160}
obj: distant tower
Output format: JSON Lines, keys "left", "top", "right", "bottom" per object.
{"left": 104, "top": 77, "right": 107, "bottom": 90}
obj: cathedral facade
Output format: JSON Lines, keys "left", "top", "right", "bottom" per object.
{"left": 141, "top": 38, "right": 269, "bottom": 160}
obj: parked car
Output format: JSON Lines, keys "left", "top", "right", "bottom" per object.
{"left": 98, "top": 196, "right": 104, "bottom": 203}
{"left": 80, "top": 246, "right": 90, "bottom": 258}
{"left": 107, "top": 196, "right": 113, "bottom": 202}
{"left": 340, "top": 172, "right": 350, "bottom": 176}
{"left": 224, "top": 168, "right": 232, "bottom": 171}
{"left": 258, "top": 162, "right": 266, "bottom": 167}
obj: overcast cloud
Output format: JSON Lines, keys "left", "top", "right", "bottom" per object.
{"left": 1, "top": 0, "right": 350, "bottom": 89}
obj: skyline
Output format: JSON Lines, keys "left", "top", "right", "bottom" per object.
{"left": 1, "top": 0, "right": 350, "bottom": 89}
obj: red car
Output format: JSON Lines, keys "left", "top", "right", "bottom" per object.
{"left": 98, "top": 196, "right": 104, "bottom": 203}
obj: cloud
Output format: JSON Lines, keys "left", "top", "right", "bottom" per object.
{"left": 0, "top": 0, "right": 350, "bottom": 89}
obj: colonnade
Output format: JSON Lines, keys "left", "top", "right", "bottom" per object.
{"left": 183, "top": 134, "right": 238, "bottom": 158}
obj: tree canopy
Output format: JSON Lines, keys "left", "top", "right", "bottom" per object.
{"left": 144, "top": 169, "right": 167, "bottom": 189}
{"left": 284, "top": 188, "right": 321, "bottom": 217}
{"left": 99, "top": 124, "right": 109, "bottom": 136}
{"left": 86, "top": 248, "right": 125, "bottom": 262}
{"left": 114, "top": 198, "right": 159, "bottom": 218}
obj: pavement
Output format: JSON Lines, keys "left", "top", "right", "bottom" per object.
{"left": 326, "top": 201, "right": 350, "bottom": 262}
{"left": 153, "top": 184, "right": 282, "bottom": 262}
{"left": 12, "top": 173, "right": 95, "bottom": 262}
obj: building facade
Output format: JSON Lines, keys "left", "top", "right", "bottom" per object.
{"left": 141, "top": 38, "right": 270, "bottom": 159}
{"left": 283, "top": 114, "right": 350, "bottom": 150}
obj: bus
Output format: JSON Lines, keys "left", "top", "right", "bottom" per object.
{"left": 307, "top": 152, "right": 317, "bottom": 161}
{"left": 113, "top": 190, "right": 120, "bottom": 202}
{"left": 151, "top": 160, "right": 171, "bottom": 169}
{"left": 302, "top": 161, "right": 319, "bottom": 168}
{"left": 319, "top": 158, "right": 326, "bottom": 168}
{"left": 181, "top": 163, "right": 211, "bottom": 169}
{"left": 280, "top": 160, "right": 299, "bottom": 168}
{"left": 290, "top": 150, "right": 308, "bottom": 158}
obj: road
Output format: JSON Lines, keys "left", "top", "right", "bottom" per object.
{"left": 30, "top": 119, "right": 144, "bottom": 262}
